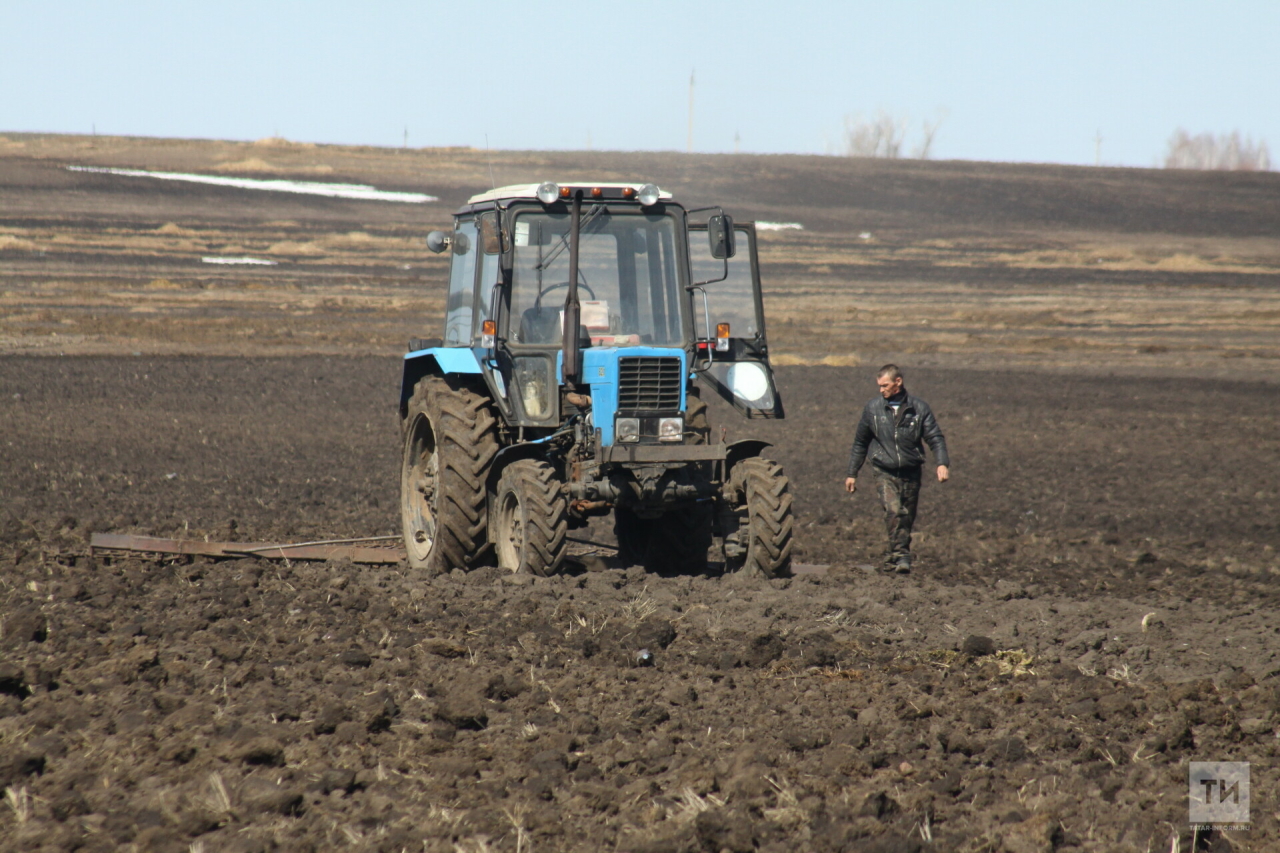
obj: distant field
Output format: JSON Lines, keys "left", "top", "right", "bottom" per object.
{"left": 2, "top": 132, "right": 1278, "bottom": 377}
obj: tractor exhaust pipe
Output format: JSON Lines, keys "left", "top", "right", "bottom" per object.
{"left": 562, "top": 191, "right": 582, "bottom": 388}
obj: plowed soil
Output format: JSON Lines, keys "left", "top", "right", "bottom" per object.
{"left": 3, "top": 134, "right": 1280, "bottom": 852}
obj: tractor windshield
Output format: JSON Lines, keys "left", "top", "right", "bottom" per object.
{"left": 509, "top": 209, "right": 685, "bottom": 347}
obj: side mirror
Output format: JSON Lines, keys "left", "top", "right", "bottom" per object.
{"left": 425, "top": 231, "right": 450, "bottom": 254}
{"left": 708, "top": 214, "right": 736, "bottom": 260}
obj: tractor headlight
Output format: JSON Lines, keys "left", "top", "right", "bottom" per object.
{"left": 658, "top": 417, "right": 683, "bottom": 442}
{"left": 727, "top": 362, "right": 771, "bottom": 403}
{"left": 536, "top": 182, "right": 560, "bottom": 205}
{"left": 637, "top": 183, "right": 661, "bottom": 206}
{"left": 616, "top": 417, "right": 640, "bottom": 443}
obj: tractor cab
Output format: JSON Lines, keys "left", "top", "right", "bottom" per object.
{"left": 406, "top": 182, "right": 782, "bottom": 436}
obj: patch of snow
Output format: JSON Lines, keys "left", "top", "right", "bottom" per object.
{"left": 201, "top": 256, "right": 278, "bottom": 265}
{"left": 67, "top": 166, "right": 436, "bottom": 203}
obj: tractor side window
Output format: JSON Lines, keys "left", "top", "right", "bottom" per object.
{"left": 444, "top": 220, "right": 478, "bottom": 345}
{"left": 690, "top": 226, "right": 759, "bottom": 340}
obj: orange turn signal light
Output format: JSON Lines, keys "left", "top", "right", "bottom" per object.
{"left": 591, "top": 187, "right": 603, "bottom": 198}
{"left": 716, "top": 323, "right": 730, "bottom": 338}
{"left": 559, "top": 186, "right": 571, "bottom": 198}
{"left": 623, "top": 187, "right": 636, "bottom": 199}
{"left": 482, "top": 319, "right": 496, "bottom": 336}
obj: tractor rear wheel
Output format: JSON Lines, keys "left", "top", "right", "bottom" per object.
{"left": 724, "top": 457, "right": 794, "bottom": 578}
{"left": 614, "top": 504, "right": 713, "bottom": 574}
{"left": 400, "top": 376, "right": 499, "bottom": 573}
{"left": 493, "top": 459, "right": 568, "bottom": 575}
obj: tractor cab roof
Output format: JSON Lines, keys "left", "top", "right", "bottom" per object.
{"left": 465, "top": 183, "right": 675, "bottom": 206}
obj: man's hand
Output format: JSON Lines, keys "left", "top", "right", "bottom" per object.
{"left": 937, "top": 465, "right": 950, "bottom": 483}
{"left": 844, "top": 477, "right": 857, "bottom": 493}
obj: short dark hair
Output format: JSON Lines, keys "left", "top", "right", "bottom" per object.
{"left": 877, "top": 364, "right": 903, "bottom": 381}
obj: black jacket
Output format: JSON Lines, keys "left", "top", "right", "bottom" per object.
{"left": 847, "top": 391, "right": 950, "bottom": 476}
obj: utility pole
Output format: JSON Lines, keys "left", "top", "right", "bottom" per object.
{"left": 687, "top": 70, "right": 695, "bottom": 153}
{"left": 1095, "top": 130, "right": 1102, "bottom": 166}
{"left": 734, "top": 131, "right": 740, "bottom": 154}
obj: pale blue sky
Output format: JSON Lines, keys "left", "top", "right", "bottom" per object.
{"left": 3, "top": 1, "right": 1275, "bottom": 167}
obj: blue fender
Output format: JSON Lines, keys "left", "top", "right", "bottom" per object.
{"left": 399, "top": 347, "right": 484, "bottom": 418}
{"left": 486, "top": 437, "right": 556, "bottom": 497}
{"left": 725, "top": 439, "right": 773, "bottom": 471}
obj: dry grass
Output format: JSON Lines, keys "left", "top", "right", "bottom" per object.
{"left": 4, "top": 786, "right": 31, "bottom": 824}
{"left": 621, "top": 589, "right": 659, "bottom": 623}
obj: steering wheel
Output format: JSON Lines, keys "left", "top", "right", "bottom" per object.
{"left": 537, "top": 280, "right": 596, "bottom": 302}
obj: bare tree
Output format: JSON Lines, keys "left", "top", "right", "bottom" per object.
{"left": 843, "top": 110, "right": 944, "bottom": 160}
{"left": 1164, "top": 129, "right": 1271, "bottom": 171}
{"left": 911, "top": 111, "right": 947, "bottom": 160}
{"left": 843, "top": 111, "right": 906, "bottom": 159}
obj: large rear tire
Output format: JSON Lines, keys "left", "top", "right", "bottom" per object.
{"left": 400, "top": 376, "right": 499, "bottom": 573}
{"left": 614, "top": 504, "right": 713, "bottom": 574}
{"left": 493, "top": 459, "right": 568, "bottom": 576}
{"left": 724, "top": 457, "right": 794, "bottom": 578}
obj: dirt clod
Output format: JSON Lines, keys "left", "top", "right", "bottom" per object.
{"left": 961, "top": 634, "right": 997, "bottom": 657}
{"left": 336, "top": 646, "right": 372, "bottom": 668}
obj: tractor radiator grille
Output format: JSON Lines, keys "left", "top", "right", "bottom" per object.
{"left": 618, "top": 357, "right": 683, "bottom": 411}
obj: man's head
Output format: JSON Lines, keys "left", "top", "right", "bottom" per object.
{"left": 876, "top": 364, "right": 904, "bottom": 399}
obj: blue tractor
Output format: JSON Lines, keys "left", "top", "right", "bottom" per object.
{"left": 399, "top": 182, "right": 792, "bottom": 576}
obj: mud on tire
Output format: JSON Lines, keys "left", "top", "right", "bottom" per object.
{"left": 400, "top": 376, "right": 499, "bottom": 573}
{"left": 725, "top": 457, "right": 794, "bottom": 578}
{"left": 493, "top": 459, "right": 568, "bottom": 576}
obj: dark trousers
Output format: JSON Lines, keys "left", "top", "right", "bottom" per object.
{"left": 872, "top": 465, "right": 921, "bottom": 560}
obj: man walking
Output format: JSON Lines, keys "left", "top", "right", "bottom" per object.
{"left": 844, "top": 364, "right": 950, "bottom": 572}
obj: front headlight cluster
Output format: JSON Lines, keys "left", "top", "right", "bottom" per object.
{"left": 615, "top": 416, "right": 684, "bottom": 443}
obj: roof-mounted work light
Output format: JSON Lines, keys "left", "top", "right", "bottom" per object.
{"left": 637, "top": 183, "right": 661, "bottom": 206}
{"left": 535, "top": 182, "right": 560, "bottom": 204}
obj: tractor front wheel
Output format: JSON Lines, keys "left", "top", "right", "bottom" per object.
{"left": 493, "top": 460, "right": 568, "bottom": 575}
{"left": 724, "top": 457, "right": 794, "bottom": 578}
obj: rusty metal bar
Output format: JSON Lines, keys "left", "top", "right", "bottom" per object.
{"left": 89, "top": 533, "right": 404, "bottom": 565}
{"left": 566, "top": 535, "right": 618, "bottom": 551}
{"left": 236, "top": 535, "right": 400, "bottom": 552}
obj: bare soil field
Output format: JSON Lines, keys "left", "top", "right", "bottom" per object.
{"left": 2, "top": 133, "right": 1279, "bottom": 374}
{"left": 2, "top": 134, "right": 1280, "bottom": 852}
